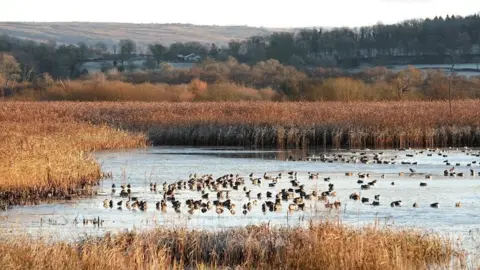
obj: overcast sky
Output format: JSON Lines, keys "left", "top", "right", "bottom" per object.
{"left": 0, "top": 0, "right": 478, "bottom": 28}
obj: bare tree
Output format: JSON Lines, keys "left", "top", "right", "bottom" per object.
{"left": 21, "top": 65, "right": 35, "bottom": 83}
{"left": 77, "top": 42, "right": 90, "bottom": 61}
{"left": 149, "top": 43, "right": 167, "bottom": 68}
{"left": 395, "top": 66, "right": 421, "bottom": 100}
{"left": 396, "top": 76, "right": 412, "bottom": 99}
{"left": 118, "top": 39, "right": 136, "bottom": 67}
{"left": 94, "top": 42, "right": 109, "bottom": 55}
{"left": 0, "top": 53, "right": 20, "bottom": 99}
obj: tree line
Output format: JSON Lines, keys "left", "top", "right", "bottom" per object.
{"left": 1, "top": 13, "right": 480, "bottom": 81}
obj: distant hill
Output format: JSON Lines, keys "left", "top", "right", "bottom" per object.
{"left": 0, "top": 22, "right": 289, "bottom": 48}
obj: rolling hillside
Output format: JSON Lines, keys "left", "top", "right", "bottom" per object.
{"left": 0, "top": 22, "right": 288, "bottom": 47}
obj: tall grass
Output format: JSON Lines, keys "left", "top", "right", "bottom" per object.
{"left": 0, "top": 222, "right": 458, "bottom": 270}
{"left": 3, "top": 101, "right": 478, "bottom": 149}
{"left": 0, "top": 116, "right": 146, "bottom": 205}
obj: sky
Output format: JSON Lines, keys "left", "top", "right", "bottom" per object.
{"left": 0, "top": 0, "right": 478, "bottom": 28}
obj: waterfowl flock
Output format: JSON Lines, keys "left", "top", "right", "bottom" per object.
{"left": 103, "top": 171, "right": 342, "bottom": 215}
{"left": 98, "top": 147, "right": 480, "bottom": 219}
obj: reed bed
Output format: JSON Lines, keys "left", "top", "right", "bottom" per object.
{"left": 2, "top": 100, "right": 480, "bottom": 149}
{"left": 0, "top": 118, "right": 146, "bottom": 205}
{"left": 0, "top": 222, "right": 458, "bottom": 270}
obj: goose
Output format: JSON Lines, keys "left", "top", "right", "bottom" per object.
{"left": 361, "top": 184, "right": 371, "bottom": 190}
{"left": 390, "top": 200, "right": 402, "bottom": 207}
{"left": 120, "top": 189, "right": 129, "bottom": 197}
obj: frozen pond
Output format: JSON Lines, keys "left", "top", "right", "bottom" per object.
{"left": 1, "top": 146, "right": 480, "bottom": 253}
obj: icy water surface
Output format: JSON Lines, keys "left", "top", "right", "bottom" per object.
{"left": 1, "top": 146, "right": 480, "bottom": 253}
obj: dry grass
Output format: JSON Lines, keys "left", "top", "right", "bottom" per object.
{"left": 0, "top": 222, "right": 458, "bottom": 270}
{"left": 0, "top": 112, "right": 146, "bottom": 205}
{"left": 2, "top": 100, "right": 479, "bottom": 149}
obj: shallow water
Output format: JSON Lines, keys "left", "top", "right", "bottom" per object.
{"left": 1, "top": 146, "right": 480, "bottom": 253}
